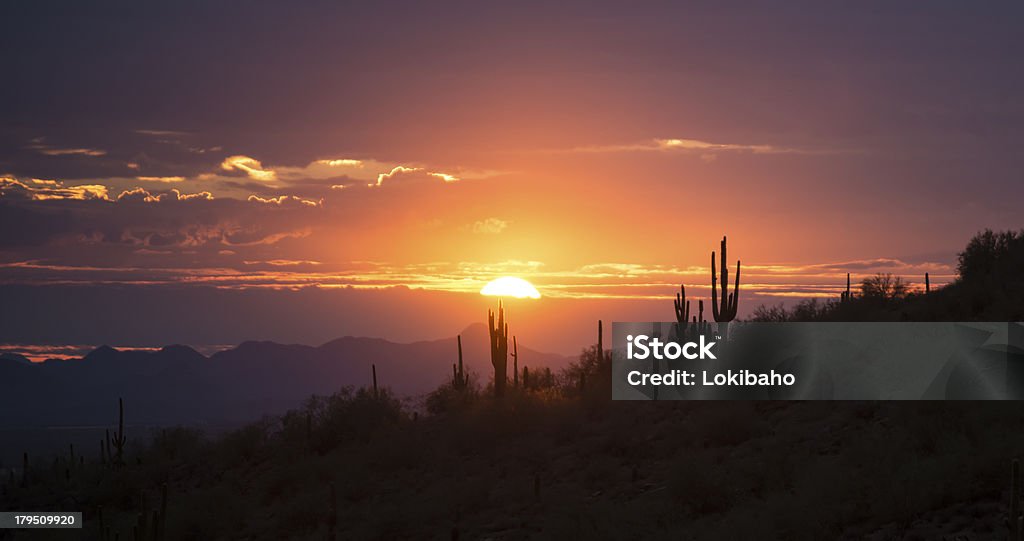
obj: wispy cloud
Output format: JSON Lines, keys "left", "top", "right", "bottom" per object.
{"left": 136, "top": 176, "right": 186, "bottom": 183}
{"left": 470, "top": 218, "right": 508, "bottom": 234}
{"left": 134, "top": 128, "right": 190, "bottom": 136}
{"left": 565, "top": 137, "right": 836, "bottom": 156}
{"left": 25, "top": 138, "right": 107, "bottom": 157}
{"left": 221, "top": 155, "right": 277, "bottom": 181}
{"left": 0, "top": 256, "right": 955, "bottom": 300}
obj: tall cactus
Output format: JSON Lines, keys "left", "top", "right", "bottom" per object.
{"left": 111, "top": 398, "right": 127, "bottom": 466}
{"left": 674, "top": 286, "right": 690, "bottom": 327}
{"left": 694, "top": 299, "right": 709, "bottom": 336}
{"left": 512, "top": 336, "right": 519, "bottom": 388}
{"left": 488, "top": 302, "right": 509, "bottom": 398}
{"left": 371, "top": 364, "right": 378, "bottom": 397}
{"left": 925, "top": 272, "right": 930, "bottom": 294}
{"left": 452, "top": 335, "right": 466, "bottom": 390}
{"left": 711, "top": 236, "right": 741, "bottom": 336}
{"left": 841, "top": 272, "right": 852, "bottom": 302}
{"left": 674, "top": 285, "right": 709, "bottom": 340}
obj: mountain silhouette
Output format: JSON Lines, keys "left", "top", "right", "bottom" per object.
{"left": 0, "top": 329, "right": 571, "bottom": 428}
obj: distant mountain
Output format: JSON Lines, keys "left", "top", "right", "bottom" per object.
{"left": 0, "top": 352, "right": 32, "bottom": 365}
{"left": 0, "top": 327, "right": 572, "bottom": 428}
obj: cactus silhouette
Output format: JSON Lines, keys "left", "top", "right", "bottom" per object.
{"left": 674, "top": 285, "right": 709, "bottom": 340}
{"left": 674, "top": 286, "right": 690, "bottom": 328}
{"left": 129, "top": 483, "right": 169, "bottom": 541}
{"left": 711, "top": 236, "right": 741, "bottom": 338}
{"left": 841, "top": 272, "right": 852, "bottom": 302}
{"left": 452, "top": 335, "right": 467, "bottom": 390}
{"left": 925, "top": 272, "right": 930, "bottom": 293}
{"left": 488, "top": 302, "right": 509, "bottom": 398}
{"left": 372, "top": 364, "right": 379, "bottom": 397}
{"left": 512, "top": 336, "right": 519, "bottom": 388}
{"left": 110, "top": 398, "right": 127, "bottom": 466}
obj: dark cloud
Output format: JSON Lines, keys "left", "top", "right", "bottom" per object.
{"left": 0, "top": 202, "right": 75, "bottom": 248}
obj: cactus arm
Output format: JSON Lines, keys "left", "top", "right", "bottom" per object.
{"left": 711, "top": 250, "right": 720, "bottom": 321}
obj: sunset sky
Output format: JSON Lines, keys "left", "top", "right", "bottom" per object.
{"left": 3, "top": 3, "right": 1023, "bottom": 354}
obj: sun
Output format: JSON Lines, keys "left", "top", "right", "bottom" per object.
{"left": 480, "top": 276, "right": 541, "bottom": 299}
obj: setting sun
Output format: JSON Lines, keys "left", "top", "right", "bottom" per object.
{"left": 480, "top": 276, "right": 541, "bottom": 299}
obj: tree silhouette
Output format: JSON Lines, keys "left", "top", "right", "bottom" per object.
{"left": 958, "top": 229, "right": 1024, "bottom": 283}
{"left": 859, "top": 273, "right": 908, "bottom": 302}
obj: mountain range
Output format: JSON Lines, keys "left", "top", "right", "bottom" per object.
{"left": 0, "top": 323, "right": 573, "bottom": 428}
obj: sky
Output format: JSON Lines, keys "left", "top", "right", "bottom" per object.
{"left": 2, "top": 2, "right": 1023, "bottom": 355}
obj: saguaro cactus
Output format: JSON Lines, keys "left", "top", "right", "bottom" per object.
{"left": 841, "top": 273, "right": 852, "bottom": 302}
{"left": 711, "top": 236, "right": 740, "bottom": 337}
{"left": 674, "top": 285, "right": 709, "bottom": 339}
{"left": 111, "top": 398, "right": 127, "bottom": 466}
{"left": 371, "top": 364, "right": 379, "bottom": 397}
{"left": 512, "top": 336, "right": 519, "bottom": 388}
{"left": 488, "top": 302, "right": 509, "bottom": 398}
{"left": 673, "top": 285, "right": 690, "bottom": 329}
{"left": 925, "top": 272, "right": 930, "bottom": 294}
{"left": 453, "top": 335, "right": 467, "bottom": 390}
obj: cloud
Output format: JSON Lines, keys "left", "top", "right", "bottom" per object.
{"left": 374, "top": 165, "right": 459, "bottom": 186}
{"left": 25, "top": 138, "right": 108, "bottom": 157}
{"left": 221, "top": 155, "right": 277, "bottom": 181}
{"left": 471, "top": 218, "right": 508, "bottom": 234}
{"left": 566, "top": 137, "right": 825, "bottom": 156}
{"left": 134, "top": 129, "right": 190, "bottom": 136}
{"left": 247, "top": 195, "right": 322, "bottom": 207}
{"left": 136, "top": 176, "right": 186, "bottom": 183}
{"left": 315, "top": 159, "right": 363, "bottom": 167}
{"left": 0, "top": 177, "right": 110, "bottom": 201}
{"left": 116, "top": 187, "right": 213, "bottom": 203}
{"left": 243, "top": 259, "right": 322, "bottom": 266}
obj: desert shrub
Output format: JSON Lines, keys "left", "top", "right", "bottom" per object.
{"left": 309, "top": 387, "right": 405, "bottom": 452}
{"left": 148, "top": 426, "right": 207, "bottom": 462}
{"left": 560, "top": 344, "right": 611, "bottom": 399}
{"left": 425, "top": 377, "right": 481, "bottom": 415}
{"left": 218, "top": 417, "right": 272, "bottom": 462}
